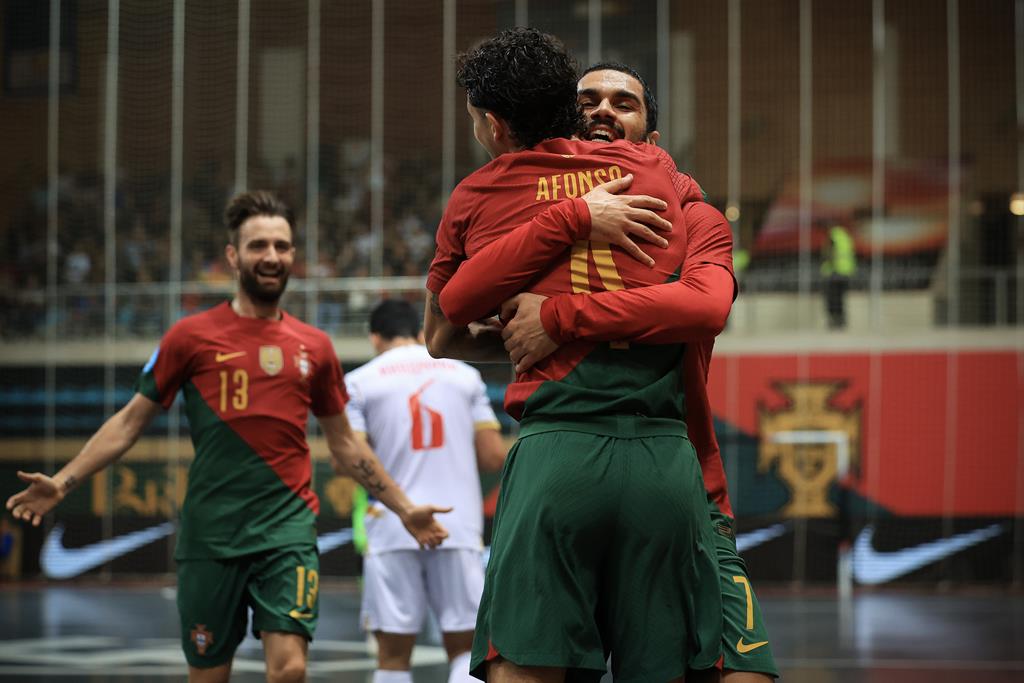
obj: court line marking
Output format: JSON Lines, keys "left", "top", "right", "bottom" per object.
{"left": 0, "top": 637, "right": 447, "bottom": 674}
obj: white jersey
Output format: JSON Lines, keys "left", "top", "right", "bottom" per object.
{"left": 344, "top": 344, "right": 500, "bottom": 553}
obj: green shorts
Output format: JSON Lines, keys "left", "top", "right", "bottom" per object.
{"left": 470, "top": 420, "right": 722, "bottom": 683}
{"left": 709, "top": 504, "right": 779, "bottom": 678}
{"left": 177, "top": 544, "right": 319, "bottom": 668}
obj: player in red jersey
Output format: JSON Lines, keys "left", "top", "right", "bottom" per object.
{"left": 6, "top": 191, "right": 450, "bottom": 683}
{"left": 425, "top": 29, "right": 724, "bottom": 683}
{"left": 438, "top": 63, "right": 778, "bottom": 682}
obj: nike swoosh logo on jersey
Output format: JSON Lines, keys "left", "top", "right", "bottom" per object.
{"left": 215, "top": 351, "right": 247, "bottom": 362}
{"left": 288, "top": 610, "right": 315, "bottom": 620}
{"left": 41, "top": 525, "right": 355, "bottom": 579}
{"left": 736, "top": 637, "right": 769, "bottom": 654}
{"left": 852, "top": 523, "right": 1003, "bottom": 585}
{"left": 40, "top": 522, "right": 176, "bottom": 579}
{"left": 735, "top": 523, "right": 788, "bottom": 553}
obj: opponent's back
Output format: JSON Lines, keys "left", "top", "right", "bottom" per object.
{"left": 344, "top": 344, "right": 499, "bottom": 553}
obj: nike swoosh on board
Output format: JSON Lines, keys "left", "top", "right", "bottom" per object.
{"left": 735, "top": 523, "right": 788, "bottom": 553}
{"left": 41, "top": 523, "right": 176, "bottom": 579}
{"left": 852, "top": 523, "right": 1003, "bottom": 585}
{"left": 316, "top": 528, "right": 354, "bottom": 554}
{"left": 40, "top": 521, "right": 791, "bottom": 578}
{"left": 41, "top": 525, "right": 356, "bottom": 579}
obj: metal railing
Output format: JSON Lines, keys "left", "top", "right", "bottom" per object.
{"left": 3, "top": 265, "right": 1022, "bottom": 344}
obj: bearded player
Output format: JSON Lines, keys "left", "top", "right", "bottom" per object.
{"left": 7, "top": 191, "right": 450, "bottom": 683}
{"left": 437, "top": 63, "right": 778, "bottom": 683}
{"left": 425, "top": 28, "right": 724, "bottom": 683}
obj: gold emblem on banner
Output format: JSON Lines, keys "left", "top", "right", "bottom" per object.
{"left": 259, "top": 345, "right": 284, "bottom": 375}
{"left": 758, "top": 381, "right": 861, "bottom": 518}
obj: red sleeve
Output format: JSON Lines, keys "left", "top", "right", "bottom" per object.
{"left": 682, "top": 202, "right": 737, "bottom": 299}
{"left": 649, "top": 144, "right": 700, "bottom": 207}
{"left": 539, "top": 201, "right": 736, "bottom": 344}
{"left": 310, "top": 336, "right": 348, "bottom": 417}
{"left": 538, "top": 263, "right": 733, "bottom": 344}
{"left": 139, "top": 321, "right": 196, "bottom": 409}
{"left": 684, "top": 342, "right": 733, "bottom": 517}
{"left": 426, "top": 189, "right": 469, "bottom": 295}
{"left": 438, "top": 198, "right": 591, "bottom": 326}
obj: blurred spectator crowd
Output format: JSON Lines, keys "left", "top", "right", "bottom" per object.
{"left": 1, "top": 146, "right": 441, "bottom": 340}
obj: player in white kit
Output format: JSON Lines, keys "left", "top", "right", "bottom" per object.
{"left": 344, "top": 299, "right": 507, "bottom": 683}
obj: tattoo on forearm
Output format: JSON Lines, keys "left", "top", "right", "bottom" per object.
{"left": 63, "top": 475, "right": 78, "bottom": 493}
{"left": 429, "top": 292, "right": 447, "bottom": 320}
{"left": 354, "top": 459, "right": 387, "bottom": 496}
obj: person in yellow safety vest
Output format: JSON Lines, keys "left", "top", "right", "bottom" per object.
{"left": 821, "top": 224, "right": 856, "bottom": 328}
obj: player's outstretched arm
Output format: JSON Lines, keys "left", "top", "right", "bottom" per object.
{"left": 6, "top": 393, "right": 162, "bottom": 526}
{"left": 438, "top": 174, "right": 672, "bottom": 327}
{"left": 320, "top": 412, "right": 451, "bottom": 549}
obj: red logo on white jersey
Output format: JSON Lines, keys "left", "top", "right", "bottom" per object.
{"left": 409, "top": 380, "right": 444, "bottom": 450}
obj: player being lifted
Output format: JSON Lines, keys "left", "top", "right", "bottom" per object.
{"left": 6, "top": 191, "right": 451, "bottom": 683}
{"left": 426, "top": 28, "right": 725, "bottom": 683}
{"left": 345, "top": 299, "right": 506, "bottom": 683}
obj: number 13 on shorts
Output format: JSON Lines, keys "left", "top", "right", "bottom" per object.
{"left": 289, "top": 566, "right": 319, "bottom": 619}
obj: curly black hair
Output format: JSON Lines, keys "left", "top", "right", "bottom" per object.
{"left": 583, "top": 61, "right": 658, "bottom": 136}
{"left": 456, "top": 28, "right": 583, "bottom": 150}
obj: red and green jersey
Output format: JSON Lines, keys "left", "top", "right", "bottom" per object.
{"left": 430, "top": 140, "right": 736, "bottom": 516}
{"left": 135, "top": 301, "right": 348, "bottom": 559}
{"left": 428, "top": 138, "right": 703, "bottom": 428}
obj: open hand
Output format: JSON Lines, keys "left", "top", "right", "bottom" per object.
{"left": 401, "top": 504, "right": 452, "bottom": 549}
{"left": 583, "top": 174, "right": 672, "bottom": 267}
{"left": 6, "top": 471, "right": 64, "bottom": 527}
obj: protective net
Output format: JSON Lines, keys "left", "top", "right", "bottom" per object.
{"left": 0, "top": 0, "right": 1019, "bottom": 588}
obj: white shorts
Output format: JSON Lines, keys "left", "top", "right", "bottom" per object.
{"left": 360, "top": 548, "right": 484, "bottom": 634}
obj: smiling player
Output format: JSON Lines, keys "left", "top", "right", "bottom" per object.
{"left": 7, "top": 190, "right": 451, "bottom": 683}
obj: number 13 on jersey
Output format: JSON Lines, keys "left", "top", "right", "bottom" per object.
{"left": 219, "top": 369, "right": 249, "bottom": 412}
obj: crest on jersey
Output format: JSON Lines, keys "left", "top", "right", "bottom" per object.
{"left": 294, "top": 345, "right": 311, "bottom": 380}
{"left": 259, "top": 345, "right": 284, "bottom": 375}
{"left": 190, "top": 624, "right": 214, "bottom": 655}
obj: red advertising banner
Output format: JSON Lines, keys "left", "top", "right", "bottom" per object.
{"left": 707, "top": 350, "right": 1022, "bottom": 517}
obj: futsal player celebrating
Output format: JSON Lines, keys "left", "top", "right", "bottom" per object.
{"left": 425, "top": 28, "right": 724, "bottom": 683}
{"left": 7, "top": 190, "right": 450, "bottom": 683}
